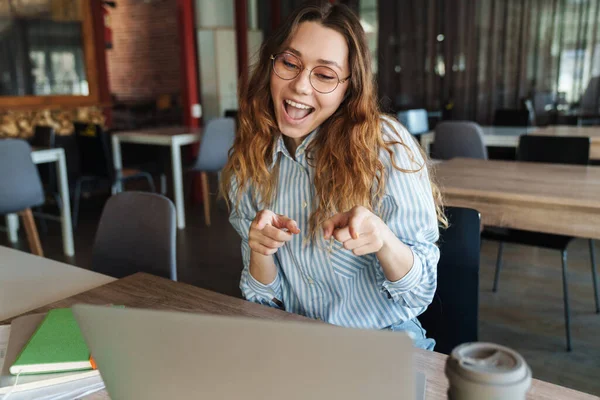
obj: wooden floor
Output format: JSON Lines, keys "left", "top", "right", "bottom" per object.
{"left": 479, "top": 239, "right": 600, "bottom": 395}
{"left": 2, "top": 183, "right": 600, "bottom": 396}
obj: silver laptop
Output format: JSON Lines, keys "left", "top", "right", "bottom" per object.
{"left": 72, "top": 304, "right": 418, "bottom": 400}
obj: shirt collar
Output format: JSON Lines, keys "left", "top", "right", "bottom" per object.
{"left": 270, "top": 128, "right": 319, "bottom": 168}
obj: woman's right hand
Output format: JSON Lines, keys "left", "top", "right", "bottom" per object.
{"left": 249, "top": 210, "right": 301, "bottom": 256}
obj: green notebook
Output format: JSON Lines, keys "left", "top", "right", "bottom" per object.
{"left": 10, "top": 308, "right": 93, "bottom": 375}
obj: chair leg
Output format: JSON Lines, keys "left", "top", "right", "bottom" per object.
{"left": 72, "top": 180, "right": 83, "bottom": 230}
{"left": 589, "top": 239, "right": 600, "bottom": 314}
{"left": 201, "top": 172, "right": 211, "bottom": 226}
{"left": 35, "top": 206, "right": 48, "bottom": 234}
{"left": 19, "top": 208, "right": 44, "bottom": 256}
{"left": 143, "top": 173, "right": 156, "bottom": 193}
{"left": 493, "top": 242, "right": 504, "bottom": 292}
{"left": 52, "top": 191, "right": 62, "bottom": 210}
{"left": 561, "top": 250, "right": 572, "bottom": 352}
{"left": 160, "top": 173, "right": 167, "bottom": 195}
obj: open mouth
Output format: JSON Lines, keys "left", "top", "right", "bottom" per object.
{"left": 283, "top": 99, "right": 315, "bottom": 122}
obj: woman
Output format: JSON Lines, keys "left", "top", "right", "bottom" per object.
{"left": 221, "top": 1, "right": 446, "bottom": 350}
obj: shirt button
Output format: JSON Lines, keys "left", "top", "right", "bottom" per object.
{"left": 308, "top": 277, "right": 315, "bottom": 284}
{"left": 302, "top": 201, "right": 307, "bottom": 208}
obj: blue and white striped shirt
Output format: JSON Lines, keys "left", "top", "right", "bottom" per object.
{"left": 229, "top": 117, "right": 440, "bottom": 330}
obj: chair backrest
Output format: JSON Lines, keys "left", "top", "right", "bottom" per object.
{"left": 434, "top": 121, "right": 488, "bottom": 160}
{"left": 224, "top": 109, "right": 238, "bottom": 119}
{"left": 523, "top": 99, "right": 537, "bottom": 126}
{"left": 73, "top": 122, "right": 113, "bottom": 179}
{"left": 493, "top": 109, "right": 530, "bottom": 127}
{"left": 517, "top": 135, "right": 590, "bottom": 165}
{"left": 397, "top": 109, "right": 429, "bottom": 135}
{"left": 92, "top": 192, "right": 177, "bottom": 281}
{"left": 533, "top": 91, "right": 555, "bottom": 115}
{"left": 194, "top": 118, "right": 236, "bottom": 172}
{"left": 418, "top": 207, "right": 481, "bottom": 355}
{"left": 30, "top": 125, "right": 56, "bottom": 148}
{"left": 0, "top": 139, "right": 45, "bottom": 214}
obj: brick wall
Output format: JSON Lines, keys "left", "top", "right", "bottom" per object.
{"left": 106, "top": 0, "right": 181, "bottom": 102}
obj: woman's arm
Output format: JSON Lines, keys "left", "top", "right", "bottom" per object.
{"left": 323, "top": 119, "right": 440, "bottom": 307}
{"left": 249, "top": 251, "right": 279, "bottom": 285}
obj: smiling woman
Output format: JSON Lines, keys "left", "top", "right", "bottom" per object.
{"left": 221, "top": 0, "right": 446, "bottom": 351}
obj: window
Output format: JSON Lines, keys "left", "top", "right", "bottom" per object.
{"left": 359, "top": 0, "right": 378, "bottom": 75}
{"left": 0, "top": 0, "right": 88, "bottom": 96}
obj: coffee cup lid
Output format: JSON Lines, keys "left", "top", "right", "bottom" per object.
{"left": 446, "top": 342, "right": 531, "bottom": 385}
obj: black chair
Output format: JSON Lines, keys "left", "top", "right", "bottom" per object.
{"left": 29, "top": 126, "right": 63, "bottom": 231}
{"left": 224, "top": 109, "right": 238, "bottom": 119}
{"left": 493, "top": 109, "right": 531, "bottom": 127}
{"left": 482, "top": 135, "right": 600, "bottom": 351}
{"left": 30, "top": 126, "right": 58, "bottom": 190}
{"left": 72, "top": 122, "right": 156, "bottom": 228}
{"left": 533, "top": 92, "right": 556, "bottom": 126}
{"left": 30, "top": 125, "right": 56, "bottom": 148}
{"left": 92, "top": 191, "right": 177, "bottom": 280}
{"left": 418, "top": 207, "right": 481, "bottom": 355}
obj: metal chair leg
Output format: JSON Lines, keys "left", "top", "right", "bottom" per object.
{"left": 561, "top": 250, "right": 572, "bottom": 352}
{"left": 493, "top": 242, "right": 504, "bottom": 292}
{"left": 589, "top": 239, "right": 600, "bottom": 314}
{"left": 52, "top": 192, "right": 62, "bottom": 210}
{"left": 160, "top": 173, "right": 167, "bottom": 195}
{"left": 143, "top": 173, "right": 156, "bottom": 193}
{"left": 118, "top": 174, "right": 156, "bottom": 193}
{"left": 72, "top": 180, "right": 83, "bottom": 230}
{"left": 35, "top": 206, "right": 48, "bottom": 234}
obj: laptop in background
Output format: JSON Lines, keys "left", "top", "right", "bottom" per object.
{"left": 73, "top": 304, "right": 420, "bottom": 400}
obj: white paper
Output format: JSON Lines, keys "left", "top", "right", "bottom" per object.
{"left": 0, "top": 326, "right": 10, "bottom": 375}
{"left": 0, "top": 325, "right": 105, "bottom": 399}
{"left": 0, "top": 376, "right": 104, "bottom": 400}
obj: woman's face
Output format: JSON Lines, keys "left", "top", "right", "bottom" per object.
{"left": 270, "top": 21, "right": 350, "bottom": 144}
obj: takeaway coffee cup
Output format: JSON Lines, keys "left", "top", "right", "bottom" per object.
{"left": 445, "top": 342, "right": 532, "bottom": 400}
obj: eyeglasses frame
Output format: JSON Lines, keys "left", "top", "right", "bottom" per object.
{"left": 270, "top": 52, "right": 351, "bottom": 94}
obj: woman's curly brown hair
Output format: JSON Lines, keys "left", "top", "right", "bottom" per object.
{"left": 221, "top": 1, "right": 447, "bottom": 239}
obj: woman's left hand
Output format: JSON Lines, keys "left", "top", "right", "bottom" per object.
{"left": 322, "top": 206, "right": 389, "bottom": 256}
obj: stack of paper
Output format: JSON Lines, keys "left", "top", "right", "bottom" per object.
{"left": 0, "top": 312, "right": 105, "bottom": 399}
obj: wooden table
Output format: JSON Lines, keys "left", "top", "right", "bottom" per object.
{"left": 3, "top": 273, "right": 596, "bottom": 400}
{"left": 532, "top": 125, "right": 600, "bottom": 161}
{"left": 4, "top": 147, "right": 75, "bottom": 256}
{"left": 111, "top": 126, "right": 202, "bottom": 229}
{"left": 435, "top": 158, "right": 600, "bottom": 239}
{"left": 0, "top": 246, "right": 115, "bottom": 321}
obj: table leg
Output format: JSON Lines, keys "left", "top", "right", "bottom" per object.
{"left": 111, "top": 135, "right": 123, "bottom": 193}
{"left": 6, "top": 214, "right": 19, "bottom": 243}
{"left": 56, "top": 150, "right": 75, "bottom": 257}
{"left": 171, "top": 140, "right": 186, "bottom": 229}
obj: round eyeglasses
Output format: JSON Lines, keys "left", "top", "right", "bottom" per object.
{"left": 270, "top": 52, "right": 350, "bottom": 94}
